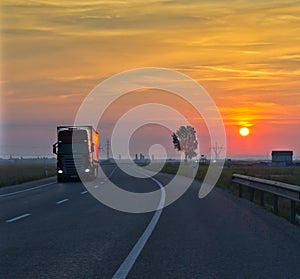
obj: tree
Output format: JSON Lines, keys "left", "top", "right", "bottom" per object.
{"left": 172, "top": 133, "right": 181, "bottom": 151}
{"left": 172, "top": 126, "right": 198, "bottom": 162}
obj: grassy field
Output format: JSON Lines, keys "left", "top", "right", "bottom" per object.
{"left": 0, "top": 160, "right": 56, "bottom": 187}
{"left": 1, "top": 158, "right": 299, "bottom": 222}
{"left": 146, "top": 161, "right": 300, "bottom": 222}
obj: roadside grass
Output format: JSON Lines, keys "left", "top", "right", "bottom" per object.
{"left": 0, "top": 161, "right": 56, "bottom": 187}
{"left": 2, "top": 159, "right": 299, "bottom": 222}
{"left": 145, "top": 162, "right": 300, "bottom": 223}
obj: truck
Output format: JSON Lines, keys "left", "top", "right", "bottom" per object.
{"left": 52, "top": 126, "right": 99, "bottom": 182}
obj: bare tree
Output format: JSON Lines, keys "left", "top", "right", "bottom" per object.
{"left": 173, "top": 126, "right": 198, "bottom": 162}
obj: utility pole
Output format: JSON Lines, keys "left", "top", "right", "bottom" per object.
{"left": 212, "top": 142, "right": 223, "bottom": 161}
{"left": 98, "top": 144, "right": 104, "bottom": 152}
{"left": 106, "top": 139, "right": 110, "bottom": 159}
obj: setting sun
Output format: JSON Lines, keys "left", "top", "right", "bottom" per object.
{"left": 1, "top": 0, "right": 300, "bottom": 158}
{"left": 239, "top": 127, "right": 250, "bottom": 137}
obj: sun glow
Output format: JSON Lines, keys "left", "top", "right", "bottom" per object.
{"left": 239, "top": 127, "right": 250, "bottom": 137}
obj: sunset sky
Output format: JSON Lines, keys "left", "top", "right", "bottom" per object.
{"left": 1, "top": 0, "right": 300, "bottom": 158}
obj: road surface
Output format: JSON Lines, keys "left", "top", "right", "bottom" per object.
{"left": 1, "top": 164, "right": 299, "bottom": 278}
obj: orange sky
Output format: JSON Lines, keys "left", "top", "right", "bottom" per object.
{"left": 1, "top": 0, "right": 300, "bottom": 158}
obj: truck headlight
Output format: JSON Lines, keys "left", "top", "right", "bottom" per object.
{"left": 84, "top": 168, "right": 90, "bottom": 173}
{"left": 58, "top": 170, "right": 63, "bottom": 174}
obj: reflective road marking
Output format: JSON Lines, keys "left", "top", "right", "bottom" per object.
{"left": 56, "top": 199, "right": 69, "bottom": 205}
{"left": 6, "top": 213, "right": 31, "bottom": 223}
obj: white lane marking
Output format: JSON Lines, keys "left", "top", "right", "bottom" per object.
{"left": 0, "top": 182, "right": 56, "bottom": 198}
{"left": 6, "top": 213, "right": 31, "bottom": 223}
{"left": 101, "top": 166, "right": 116, "bottom": 182}
{"left": 112, "top": 176, "right": 165, "bottom": 279}
{"left": 94, "top": 185, "right": 99, "bottom": 188}
{"left": 81, "top": 190, "right": 88, "bottom": 195}
{"left": 108, "top": 166, "right": 117, "bottom": 178}
{"left": 56, "top": 198, "right": 69, "bottom": 205}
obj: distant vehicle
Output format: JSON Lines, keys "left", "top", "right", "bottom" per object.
{"left": 53, "top": 126, "right": 99, "bottom": 182}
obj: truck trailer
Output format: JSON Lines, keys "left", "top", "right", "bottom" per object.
{"left": 53, "top": 126, "right": 99, "bottom": 182}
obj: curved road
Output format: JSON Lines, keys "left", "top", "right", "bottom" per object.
{"left": 0, "top": 164, "right": 299, "bottom": 278}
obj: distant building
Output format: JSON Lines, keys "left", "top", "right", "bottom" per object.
{"left": 271, "top": 150, "right": 293, "bottom": 166}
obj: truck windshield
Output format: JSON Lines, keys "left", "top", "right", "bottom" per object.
{"left": 58, "top": 143, "right": 88, "bottom": 154}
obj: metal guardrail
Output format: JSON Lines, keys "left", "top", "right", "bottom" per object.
{"left": 232, "top": 174, "right": 300, "bottom": 224}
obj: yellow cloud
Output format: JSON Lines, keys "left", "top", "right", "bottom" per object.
{"left": 1, "top": 0, "right": 300, "bottom": 156}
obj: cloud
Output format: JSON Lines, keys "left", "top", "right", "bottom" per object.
{"left": 2, "top": 77, "right": 98, "bottom": 100}
{"left": 1, "top": 0, "right": 300, "bottom": 156}
{"left": 219, "top": 100, "right": 300, "bottom": 128}
{"left": 196, "top": 66, "right": 276, "bottom": 76}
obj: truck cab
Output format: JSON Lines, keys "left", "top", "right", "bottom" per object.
{"left": 53, "top": 126, "right": 99, "bottom": 182}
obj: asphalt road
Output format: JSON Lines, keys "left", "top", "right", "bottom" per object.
{"left": 0, "top": 164, "right": 300, "bottom": 278}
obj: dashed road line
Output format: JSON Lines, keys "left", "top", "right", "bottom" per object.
{"left": 0, "top": 182, "right": 56, "bottom": 198}
{"left": 6, "top": 213, "right": 31, "bottom": 223}
{"left": 81, "top": 190, "right": 88, "bottom": 195}
{"left": 56, "top": 198, "right": 69, "bottom": 205}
